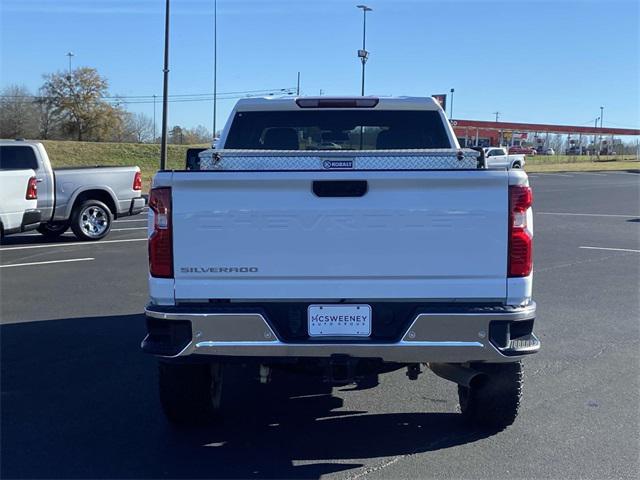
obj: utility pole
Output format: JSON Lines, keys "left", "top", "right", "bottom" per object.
{"left": 212, "top": 0, "right": 218, "bottom": 141}
{"left": 66, "top": 52, "right": 75, "bottom": 74}
{"left": 449, "top": 88, "right": 455, "bottom": 120}
{"left": 493, "top": 111, "right": 500, "bottom": 123}
{"left": 160, "top": 0, "right": 170, "bottom": 170}
{"left": 356, "top": 5, "right": 372, "bottom": 96}
{"left": 296, "top": 71, "right": 301, "bottom": 96}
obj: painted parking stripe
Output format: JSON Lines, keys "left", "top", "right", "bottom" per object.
{"left": 575, "top": 172, "right": 608, "bottom": 176}
{"left": 538, "top": 212, "right": 638, "bottom": 218}
{"left": 0, "top": 258, "right": 95, "bottom": 268}
{"left": 0, "top": 238, "right": 146, "bottom": 252}
{"left": 110, "top": 227, "right": 147, "bottom": 232}
{"left": 114, "top": 218, "right": 147, "bottom": 223}
{"left": 580, "top": 246, "right": 640, "bottom": 253}
{"left": 530, "top": 172, "right": 574, "bottom": 177}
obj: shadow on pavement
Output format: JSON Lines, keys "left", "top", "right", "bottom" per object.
{"left": 1, "top": 315, "right": 490, "bottom": 479}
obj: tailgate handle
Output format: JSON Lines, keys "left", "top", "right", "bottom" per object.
{"left": 313, "top": 180, "right": 368, "bottom": 198}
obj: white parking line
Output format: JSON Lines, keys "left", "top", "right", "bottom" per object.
{"left": 580, "top": 246, "right": 640, "bottom": 253}
{"left": 110, "top": 227, "right": 147, "bottom": 232}
{"left": 532, "top": 173, "right": 574, "bottom": 177}
{"left": 538, "top": 212, "right": 638, "bottom": 218}
{"left": 114, "top": 218, "right": 147, "bottom": 223}
{"left": 575, "top": 172, "right": 608, "bottom": 176}
{"left": 0, "top": 257, "right": 95, "bottom": 268}
{"left": 0, "top": 238, "right": 146, "bottom": 252}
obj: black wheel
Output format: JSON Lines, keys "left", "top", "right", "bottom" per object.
{"left": 70, "top": 200, "right": 113, "bottom": 241}
{"left": 37, "top": 222, "right": 69, "bottom": 239}
{"left": 158, "top": 361, "right": 223, "bottom": 425}
{"left": 512, "top": 162, "right": 522, "bottom": 169}
{"left": 458, "top": 361, "right": 523, "bottom": 430}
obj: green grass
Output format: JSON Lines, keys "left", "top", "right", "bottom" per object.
{"left": 524, "top": 154, "right": 639, "bottom": 172}
{"left": 42, "top": 140, "right": 208, "bottom": 192}
{"left": 40, "top": 140, "right": 639, "bottom": 189}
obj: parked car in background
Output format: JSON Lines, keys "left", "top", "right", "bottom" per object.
{"left": 508, "top": 145, "right": 537, "bottom": 156}
{"left": 0, "top": 140, "right": 145, "bottom": 241}
{"left": 143, "top": 96, "right": 540, "bottom": 431}
{"left": 0, "top": 167, "right": 40, "bottom": 241}
{"left": 482, "top": 147, "right": 526, "bottom": 168}
{"left": 541, "top": 147, "right": 555, "bottom": 155}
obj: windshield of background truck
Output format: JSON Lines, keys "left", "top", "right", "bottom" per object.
{"left": 224, "top": 110, "right": 451, "bottom": 150}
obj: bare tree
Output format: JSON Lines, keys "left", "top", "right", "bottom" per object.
{"left": 126, "top": 112, "right": 154, "bottom": 143}
{"left": 0, "top": 85, "right": 40, "bottom": 139}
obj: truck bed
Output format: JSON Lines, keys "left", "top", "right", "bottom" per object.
{"left": 159, "top": 162, "right": 509, "bottom": 302}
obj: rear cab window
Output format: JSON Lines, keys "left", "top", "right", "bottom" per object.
{"left": 0, "top": 145, "right": 39, "bottom": 170}
{"left": 224, "top": 110, "right": 451, "bottom": 150}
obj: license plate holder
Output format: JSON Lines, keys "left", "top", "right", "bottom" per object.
{"left": 308, "top": 304, "right": 372, "bottom": 337}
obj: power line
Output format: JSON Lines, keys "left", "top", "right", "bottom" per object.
{"left": 0, "top": 87, "right": 296, "bottom": 101}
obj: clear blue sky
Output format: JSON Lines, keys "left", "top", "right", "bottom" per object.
{"left": 1, "top": 0, "right": 638, "bottom": 133}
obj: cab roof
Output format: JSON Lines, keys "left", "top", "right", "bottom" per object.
{"left": 233, "top": 96, "right": 442, "bottom": 112}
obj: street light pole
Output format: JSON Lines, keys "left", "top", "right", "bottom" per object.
{"left": 449, "top": 88, "right": 455, "bottom": 120}
{"left": 66, "top": 52, "right": 75, "bottom": 74}
{"left": 212, "top": 0, "right": 218, "bottom": 141}
{"left": 356, "top": 5, "right": 372, "bottom": 96}
{"left": 160, "top": 0, "right": 171, "bottom": 170}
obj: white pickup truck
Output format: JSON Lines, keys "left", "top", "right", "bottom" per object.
{"left": 0, "top": 169, "right": 40, "bottom": 241}
{"left": 483, "top": 147, "right": 525, "bottom": 169}
{"left": 142, "top": 97, "right": 539, "bottom": 430}
{"left": 0, "top": 141, "right": 145, "bottom": 240}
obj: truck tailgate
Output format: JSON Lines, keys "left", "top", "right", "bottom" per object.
{"left": 170, "top": 170, "right": 508, "bottom": 301}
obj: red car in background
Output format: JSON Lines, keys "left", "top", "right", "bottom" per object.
{"left": 508, "top": 145, "right": 537, "bottom": 156}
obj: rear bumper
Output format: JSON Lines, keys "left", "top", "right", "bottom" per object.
{"left": 117, "top": 197, "right": 146, "bottom": 218}
{"left": 21, "top": 209, "right": 41, "bottom": 232}
{"left": 142, "top": 301, "right": 539, "bottom": 363}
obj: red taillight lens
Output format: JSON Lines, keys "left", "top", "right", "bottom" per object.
{"left": 508, "top": 185, "right": 533, "bottom": 277}
{"left": 148, "top": 187, "right": 173, "bottom": 278}
{"left": 26, "top": 177, "right": 38, "bottom": 200}
{"left": 133, "top": 171, "right": 142, "bottom": 191}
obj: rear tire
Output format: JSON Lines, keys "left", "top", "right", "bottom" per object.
{"left": 158, "top": 361, "right": 223, "bottom": 426}
{"left": 37, "top": 222, "right": 69, "bottom": 239}
{"left": 70, "top": 200, "right": 112, "bottom": 241}
{"left": 458, "top": 361, "right": 523, "bottom": 430}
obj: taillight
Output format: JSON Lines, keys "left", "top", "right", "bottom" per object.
{"left": 148, "top": 187, "right": 173, "bottom": 278}
{"left": 26, "top": 177, "right": 38, "bottom": 200}
{"left": 133, "top": 171, "right": 142, "bottom": 191}
{"left": 508, "top": 185, "right": 533, "bottom": 277}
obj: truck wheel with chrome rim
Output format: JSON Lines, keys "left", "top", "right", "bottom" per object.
{"left": 158, "top": 361, "right": 223, "bottom": 425}
{"left": 37, "top": 221, "right": 69, "bottom": 239}
{"left": 70, "top": 200, "right": 112, "bottom": 241}
{"left": 458, "top": 361, "right": 523, "bottom": 430}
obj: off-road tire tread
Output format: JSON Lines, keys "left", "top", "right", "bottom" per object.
{"left": 458, "top": 361, "right": 523, "bottom": 430}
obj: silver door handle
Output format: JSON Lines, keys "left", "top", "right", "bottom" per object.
{"left": 36, "top": 178, "right": 44, "bottom": 183}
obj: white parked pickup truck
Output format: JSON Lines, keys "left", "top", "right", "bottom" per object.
{"left": 142, "top": 96, "right": 539, "bottom": 430}
{"left": 483, "top": 147, "right": 525, "bottom": 169}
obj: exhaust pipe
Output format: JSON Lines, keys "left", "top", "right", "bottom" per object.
{"left": 428, "top": 363, "right": 485, "bottom": 388}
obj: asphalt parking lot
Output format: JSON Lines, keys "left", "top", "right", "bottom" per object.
{"left": 1, "top": 171, "right": 639, "bottom": 479}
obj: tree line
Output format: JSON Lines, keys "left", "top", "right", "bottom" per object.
{"left": 0, "top": 68, "right": 212, "bottom": 144}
